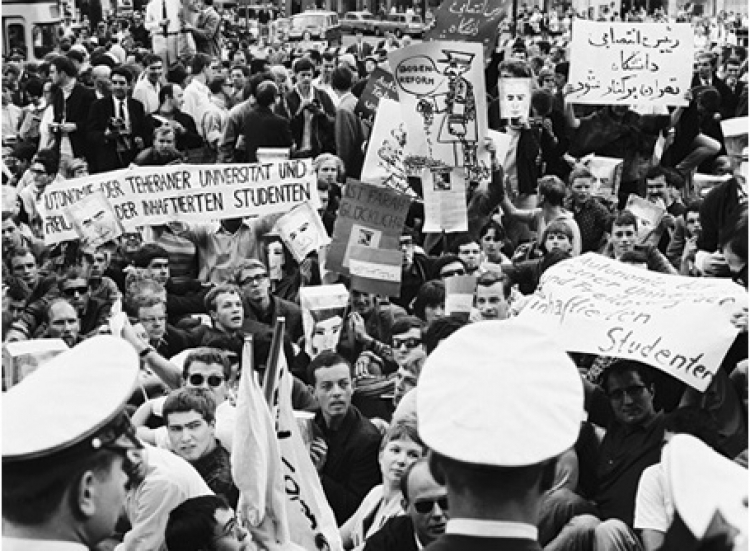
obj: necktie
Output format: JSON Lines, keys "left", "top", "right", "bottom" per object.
{"left": 116, "top": 99, "right": 123, "bottom": 120}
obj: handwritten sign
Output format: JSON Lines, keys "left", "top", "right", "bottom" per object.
{"left": 389, "top": 41, "right": 491, "bottom": 182}
{"left": 41, "top": 160, "right": 318, "bottom": 245}
{"left": 349, "top": 245, "right": 403, "bottom": 297}
{"left": 421, "top": 167, "right": 468, "bottom": 233}
{"left": 425, "top": 0, "right": 510, "bottom": 60}
{"left": 498, "top": 78, "right": 532, "bottom": 119}
{"left": 354, "top": 68, "right": 398, "bottom": 125}
{"left": 568, "top": 20, "right": 693, "bottom": 106}
{"left": 327, "top": 181, "right": 412, "bottom": 276}
{"left": 517, "top": 254, "right": 747, "bottom": 391}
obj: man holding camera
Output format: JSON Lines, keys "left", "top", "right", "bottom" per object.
{"left": 286, "top": 57, "right": 336, "bottom": 159}
{"left": 88, "top": 67, "right": 147, "bottom": 173}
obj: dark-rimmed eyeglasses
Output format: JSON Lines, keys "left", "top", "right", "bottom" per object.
{"left": 392, "top": 337, "right": 422, "bottom": 349}
{"left": 188, "top": 374, "right": 225, "bottom": 387}
{"left": 239, "top": 273, "right": 268, "bottom": 286}
{"left": 62, "top": 286, "right": 88, "bottom": 297}
{"left": 413, "top": 496, "right": 449, "bottom": 514}
{"left": 607, "top": 384, "right": 647, "bottom": 402}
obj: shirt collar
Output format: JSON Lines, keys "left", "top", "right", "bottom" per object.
{"left": 446, "top": 519, "right": 538, "bottom": 541}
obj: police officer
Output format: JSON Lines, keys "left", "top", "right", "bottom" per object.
{"left": 417, "top": 320, "right": 584, "bottom": 551}
{"left": 3, "top": 336, "right": 143, "bottom": 550}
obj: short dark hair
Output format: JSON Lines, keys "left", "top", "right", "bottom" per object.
{"left": 331, "top": 65, "right": 354, "bottom": 92}
{"left": 247, "top": 71, "right": 275, "bottom": 100}
{"left": 449, "top": 233, "right": 480, "bottom": 255}
{"left": 163, "top": 387, "right": 217, "bottom": 425}
{"left": 255, "top": 80, "right": 278, "bottom": 107}
{"left": 391, "top": 315, "right": 423, "bottom": 337}
{"left": 159, "top": 83, "right": 178, "bottom": 105}
{"left": 476, "top": 271, "right": 512, "bottom": 298}
{"left": 432, "top": 254, "right": 466, "bottom": 278}
{"left": 612, "top": 210, "right": 638, "bottom": 231}
{"left": 539, "top": 175, "right": 567, "bottom": 206}
{"left": 110, "top": 66, "right": 133, "bottom": 84}
{"left": 293, "top": 57, "right": 315, "bottom": 74}
{"left": 531, "top": 89, "right": 554, "bottom": 116}
{"left": 208, "top": 75, "right": 227, "bottom": 95}
{"left": 33, "top": 148, "right": 60, "bottom": 175}
{"left": 423, "top": 315, "right": 466, "bottom": 355}
{"left": 50, "top": 55, "right": 78, "bottom": 78}
{"left": 413, "top": 280, "right": 445, "bottom": 321}
{"left": 568, "top": 166, "right": 594, "bottom": 184}
{"left": 191, "top": 53, "right": 212, "bottom": 75}
{"left": 165, "top": 495, "right": 232, "bottom": 551}
{"left": 600, "top": 360, "right": 655, "bottom": 395}
{"left": 143, "top": 53, "right": 163, "bottom": 68}
{"left": 307, "top": 350, "right": 350, "bottom": 385}
{"left": 132, "top": 243, "right": 169, "bottom": 268}
{"left": 183, "top": 347, "right": 233, "bottom": 381}
{"left": 478, "top": 219, "right": 506, "bottom": 242}
{"left": 664, "top": 406, "right": 721, "bottom": 452}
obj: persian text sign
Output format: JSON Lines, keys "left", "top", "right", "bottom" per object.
{"left": 354, "top": 68, "right": 398, "bottom": 125}
{"left": 41, "top": 160, "right": 317, "bottom": 245}
{"left": 425, "top": 0, "right": 510, "bottom": 60}
{"left": 568, "top": 21, "right": 693, "bottom": 106}
{"left": 517, "top": 254, "right": 746, "bottom": 391}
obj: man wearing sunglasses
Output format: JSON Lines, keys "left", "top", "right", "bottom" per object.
{"left": 58, "top": 266, "right": 112, "bottom": 337}
{"left": 363, "top": 459, "right": 449, "bottom": 551}
{"left": 3, "top": 337, "right": 144, "bottom": 550}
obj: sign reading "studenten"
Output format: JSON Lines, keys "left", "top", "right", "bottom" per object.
{"left": 517, "top": 254, "right": 747, "bottom": 391}
{"left": 41, "top": 159, "right": 318, "bottom": 245}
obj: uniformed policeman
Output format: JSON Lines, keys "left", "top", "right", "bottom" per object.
{"left": 417, "top": 320, "right": 584, "bottom": 551}
{"left": 3, "top": 336, "right": 143, "bottom": 550}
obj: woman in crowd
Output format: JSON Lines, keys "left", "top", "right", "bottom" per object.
{"left": 339, "top": 419, "right": 426, "bottom": 550}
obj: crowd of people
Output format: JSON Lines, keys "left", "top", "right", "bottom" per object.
{"left": 2, "top": 2, "right": 749, "bottom": 551}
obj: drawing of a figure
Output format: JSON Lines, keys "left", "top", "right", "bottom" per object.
{"left": 417, "top": 50, "right": 478, "bottom": 173}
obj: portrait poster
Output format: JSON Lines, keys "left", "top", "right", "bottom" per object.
{"left": 300, "top": 285, "right": 350, "bottom": 359}
{"left": 389, "top": 41, "right": 491, "bottom": 183}
{"left": 498, "top": 78, "right": 532, "bottom": 120}
{"left": 625, "top": 194, "right": 666, "bottom": 244}
{"left": 421, "top": 167, "right": 468, "bottom": 233}
{"left": 517, "top": 254, "right": 747, "bottom": 391}
{"left": 327, "top": 181, "right": 412, "bottom": 276}
{"left": 586, "top": 155, "right": 623, "bottom": 199}
{"left": 274, "top": 203, "right": 330, "bottom": 263}
{"left": 567, "top": 20, "right": 693, "bottom": 106}
{"left": 64, "top": 190, "right": 124, "bottom": 251}
{"left": 349, "top": 245, "right": 403, "bottom": 298}
{"left": 361, "top": 99, "right": 418, "bottom": 197}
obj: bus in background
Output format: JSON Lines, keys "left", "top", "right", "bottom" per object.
{"left": 2, "top": 0, "right": 61, "bottom": 63}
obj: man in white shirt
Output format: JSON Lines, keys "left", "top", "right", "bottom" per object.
{"left": 132, "top": 54, "right": 164, "bottom": 114}
{"left": 182, "top": 53, "right": 215, "bottom": 129}
{"left": 144, "top": 0, "right": 185, "bottom": 65}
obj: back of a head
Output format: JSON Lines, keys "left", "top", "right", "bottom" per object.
{"left": 331, "top": 65, "right": 354, "bottom": 92}
{"left": 255, "top": 80, "right": 278, "bottom": 108}
{"left": 166, "top": 495, "right": 230, "bottom": 551}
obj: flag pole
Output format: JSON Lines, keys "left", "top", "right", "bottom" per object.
{"left": 262, "top": 317, "right": 286, "bottom": 407}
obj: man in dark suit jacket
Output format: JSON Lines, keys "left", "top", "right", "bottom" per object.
{"left": 234, "top": 258, "right": 304, "bottom": 343}
{"left": 241, "top": 81, "right": 293, "bottom": 163}
{"left": 691, "top": 52, "right": 733, "bottom": 118}
{"left": 49, "top": 55, "right": 96, "bottom": 162}
{"left": 721, "top": 56, "right": 747, "bottom": 118}
{"left": 346, "top": 31, "right": 374, "bottom": 77}
{"left": 87, "top": 67, "right": 147, "bottom": 173}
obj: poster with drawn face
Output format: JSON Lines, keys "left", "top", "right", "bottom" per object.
{"left": 266, "top": 240, "right": 285, "bottom": 281}
{"left": 300, "top": 285, "right": 350, "bottom": 358}
{"left": 389, "top": 41, "right": 490, "bottom": 183}
{"left": 498, "top": 78, "right": 532, "bottom": 120}
{"left": 275, "top": 203, "right": 331, "bottom": 263}
{"left": 64, "top": 190, "right": 124, "bottom": 252}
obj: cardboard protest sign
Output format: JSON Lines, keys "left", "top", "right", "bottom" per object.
{"left": 586, "top": 156, "right": 623, "bottom": 199}
{"left": 349, "top": 245, "right": 403, "bottom": 297}
{"left": 568, "top": 20, "right": 693, "bottom": 106}
{"left": 41, "top": 159, "right": 319, "bottom": 245}
{"left": 445, "top": 274, "right": 477, "bottom": 318}
{"left": 389, "top": 41, "right": 491, "bottom": 183}
{"left": 274, "top": 203, "right": 330, "bottom": 263}
{"left": 354, "top": 68, "right": 398, "bottom": 125}
{"left": 488, "top": 129, "right": 512, "bottom": 167}
{"left": 2, "top": 339, "right": 68, "bottom": 389}
{"left": 65, "top": 190, "right": 124, "bottom": 252}
{"left": 361, "top": 99, "right": 418, "bottom": 197}
{"left": 327, "top": 181, "right": 412, "bottom": 276}
{"left": 425, "top": 0, "right": 511, "bottom": 60}
{"left": 625, "top": 194, "right": 665, "bottom": 243}
{"left": 421, "top": 167, "right": 468, "bottom": 233}
{"left": 300, "top": 285, "right": 350, "bottom": 359}
{"left": 517, "top": 254, "right": 747, "bottom": 391}
{"left": 498, "top": 78, "right": 532, "bottom": 120}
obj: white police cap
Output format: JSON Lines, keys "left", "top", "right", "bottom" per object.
{"left": 3, "top": 336, "right": 141, "bottom": 462}
{"left": 417, "top": 319, "right": 584, "bottom": 467}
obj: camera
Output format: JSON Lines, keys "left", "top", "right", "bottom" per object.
{"left": 305, "top": 99, "right": 321, "bottom": 111}
{"left": 109, "top": 117, "right": 126, "bottom": 133}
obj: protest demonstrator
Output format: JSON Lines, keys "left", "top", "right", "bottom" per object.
{"left": 2, "top": 7, "right": 748, "bottom": 551}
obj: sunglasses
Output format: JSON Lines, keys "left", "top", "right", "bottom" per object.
{"left": 62, "top": 286, "right": 88, "bottom": 296}
{"left": 441, "top": 269, "right": 466, "bottom": 278}
{"left": 393, "top": 337, "right": 422, "bottom": 349}
{"left": 188, "top": 374, "right": 225, "bottom": 387}
{"left": 413, "top": 496, "right": 449, "bottom": 514}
